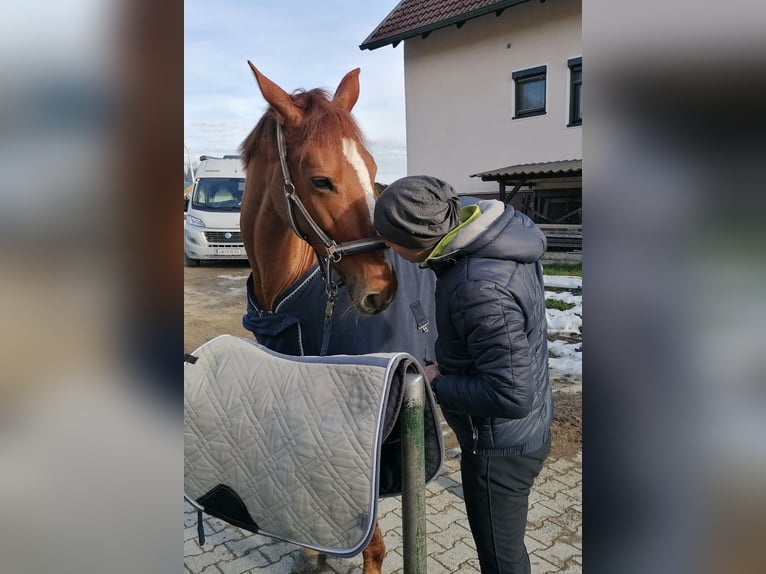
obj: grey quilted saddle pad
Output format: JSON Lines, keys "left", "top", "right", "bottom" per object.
{"left": 184, "top": 335, "right": 443, "bottom": 557}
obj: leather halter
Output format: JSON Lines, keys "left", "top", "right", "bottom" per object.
{"left": 275, "top": 122, "right": 386, "bottom": 293}
{"left": 275, "top": 123, "right": 387, "bottom": 355}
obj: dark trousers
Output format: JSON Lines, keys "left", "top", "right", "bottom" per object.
{"left": 460, "top": 438, "right": 550, "bottom": 574}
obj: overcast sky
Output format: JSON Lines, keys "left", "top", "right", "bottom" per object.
{"left": 184, "top": 0, "right": 408, "bottom": 184}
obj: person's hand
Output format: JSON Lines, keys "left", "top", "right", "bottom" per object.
{"left": 423, "top": 363, "right": 441, "bottom": 383}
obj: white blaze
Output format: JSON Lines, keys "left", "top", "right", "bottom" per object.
{"left": 342, "top": 138, "right": 376, "bottom": 222}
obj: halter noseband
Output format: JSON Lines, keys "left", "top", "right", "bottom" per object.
{"left": 275, "top": 122, "right": 387, "bottom": 288}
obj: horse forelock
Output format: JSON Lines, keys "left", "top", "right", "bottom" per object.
{"left": 292, "top": 89, "right": 365, "bottom": 164}
{"left": 240, "top": 88, "right": 365, "bottom": 171}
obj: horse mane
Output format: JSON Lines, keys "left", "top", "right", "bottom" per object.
{"left": 240, "top": 88, "right": 364, "bottom": 170}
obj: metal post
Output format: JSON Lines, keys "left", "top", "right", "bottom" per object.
{"left": 401, "top": 370, "right": 427, "bottom": 573}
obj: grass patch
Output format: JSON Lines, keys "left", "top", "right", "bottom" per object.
{"left": 546, "top": 299, "right": 576, "bottom": 311}
{"left": 543, "top": 262, "right": 582, "bottom": 277}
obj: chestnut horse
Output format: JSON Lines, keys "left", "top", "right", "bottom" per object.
{"left": 239, "top": 64, "right": 437, "bottom": 574}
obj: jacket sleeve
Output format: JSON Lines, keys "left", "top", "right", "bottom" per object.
{"left": 432, "top": 280, "right": 535, "bottom": 418}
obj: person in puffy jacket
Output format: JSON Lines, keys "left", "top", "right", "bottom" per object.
{"left": 374, "top": 175, "right": 554, "bottom": 574}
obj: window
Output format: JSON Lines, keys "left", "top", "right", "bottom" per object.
{"left": 568, "top": 57, "right": 582, "bottom": 126}
{"left": 512, "top": 66, "right": 547, "bottom": 119}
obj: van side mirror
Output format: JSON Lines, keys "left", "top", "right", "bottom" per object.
{"left": 184, "top": 196, "right": 190, "bottom": 212}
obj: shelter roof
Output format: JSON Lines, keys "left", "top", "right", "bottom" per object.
{"left": 471, "top": 159, "right": 582, "bottom": 182}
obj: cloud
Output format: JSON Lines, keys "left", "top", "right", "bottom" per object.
{"left": 184, "top": 0, "right": 406, "bottom": 173}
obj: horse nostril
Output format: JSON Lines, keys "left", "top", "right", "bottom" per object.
{"left": 361, "top": 292, "right": 392, "bottom": 315}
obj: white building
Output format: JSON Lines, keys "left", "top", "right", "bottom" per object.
{"left": 361, "top": 0, "right": 582, "bottom": 236}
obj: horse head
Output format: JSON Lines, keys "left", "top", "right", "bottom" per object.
{"left": 241, "top": 63, "right": 397, "bottom": 316}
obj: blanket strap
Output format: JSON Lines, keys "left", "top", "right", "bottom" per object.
{"left": 196, "top": 509, "right": 206, "bottom": 545}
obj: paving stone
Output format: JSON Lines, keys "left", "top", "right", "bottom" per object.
{"left": 426, "top": 502, "right": 468, "bottom": 531}
{"left": 426, "top": 488, "right": 461, "bottom": 512}
{"left": 185, "top": 538, "right": 205, "bottom": 557}
{"left": 203, "top": 526, "right": 247, "bottom": 546}
{"left": 249, "top": 560, "right": 298, "bottom": 574}
{"left": 257, "top": 539, "right": 297, "bottom": 563}
{"left": 186, "top": 525, "right": 202, "bottom": 542}
{"left": 529, "top": 554, "right": 560, "bottom": 574}
{"left": 543, "top": 540, "right": 580, "bottom": 568}
{"left": 378, "top": 496, "right": 401, "bottom": 514}
{"left": 430, "top": 473, "right": 461, "bottom": 491}
{"left": 546, "top": 457, "right": 576, "bottom": 475}
{"left": 185, "top": 543, "right": 235, "bottom": 573}
{"left": 529, "top": 487, "right": 553, "bottom": 505}
{"left": 224, "top": 535, "right": 262, "bottom": 557}
{"left": 204, "top": 517, "right": 229, "bottom": 533}
{"left": 528, "top": 500, "right": 563, "bottom": 524}
{"left": 554, "top": 467, "right": 582, "bottom": 487}
{"left": 423, "top": 555, "right": 454, "bottom": 574}
{"left": 524, "top": 534, "right": 549, "bottom": 555}
{"left": 218, "top": 552, "right": 271, "bottom": 574}
{"left": 549, "top": 504, "right": 582, "bottom": 533}
{"left": 432, "top": 539, "right": 479, "bottom": 571}
{"left": 565, "top": 483, "right": 583, "bottom": 499}
{"left": 534, "top": 476, "right": 572, "bottom": 498}
{"left": 429, "top": 521, "right": 474, "bottom": 551}
{"left": 464, "top": 557, "right": 482, "bottom": 572}
{"left": 184, "top": 510, "right": 200, "bottom": 528}
{"left": 380, "top": 548, "right": 402, "bottom": 573}
{"left": 383, "top": 526, "right": 403, "bottom": 548}
{"left": 538, "top": 490, "right": 579, "bottom": 515}
{"left": 526, "top": 519, "right": 567, "bottom": 545}
{"left": 378, "top": 508, "right": 404, "bottom": 533}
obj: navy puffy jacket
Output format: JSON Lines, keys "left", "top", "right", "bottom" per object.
{"left": 428, "top": 200, "right": 553, "bottom": 455}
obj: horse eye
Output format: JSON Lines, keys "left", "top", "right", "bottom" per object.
{"left": 311, "top": 177, "right": 335, "bottom": 192}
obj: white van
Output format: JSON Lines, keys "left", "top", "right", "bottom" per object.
{"left": 184, "top": 155, "right": 248, "bottom": 266}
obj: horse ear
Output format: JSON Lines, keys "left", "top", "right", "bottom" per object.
{"left": 248, "top": 61, "right": 303, "bottom": 126}
{"left": 333, "top": 68, "right": 361, "bottom": 112}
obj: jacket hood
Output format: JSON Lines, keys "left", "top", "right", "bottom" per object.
{"left": 438, "top": 200, "right": 546, "bottom": 263}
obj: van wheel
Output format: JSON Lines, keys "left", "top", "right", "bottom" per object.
{"left": 184, "top": 253, "right": 200, "bottom": 267}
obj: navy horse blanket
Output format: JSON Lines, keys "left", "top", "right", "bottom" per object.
{"left": 242, "top": 253, "right": 438, "bottom": 363}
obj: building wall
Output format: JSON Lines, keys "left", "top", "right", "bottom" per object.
{"left": 403, "top": 0, "right": 581, "bottom": 195}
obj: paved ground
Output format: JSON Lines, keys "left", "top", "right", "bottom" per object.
{"left": 184, "top": 430, "right": 582, "bottom": 574}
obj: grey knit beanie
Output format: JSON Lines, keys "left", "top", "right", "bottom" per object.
{"left": 373, "top": 176, "right": 460, "bottom": 250}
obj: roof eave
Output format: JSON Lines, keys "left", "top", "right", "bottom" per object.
{"left": 360, "top": 0, "right": 532, "bottom": 51}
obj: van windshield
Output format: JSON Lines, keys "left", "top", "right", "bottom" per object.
{"left": 191, "top": 178, "right": 245, "bottom": 211}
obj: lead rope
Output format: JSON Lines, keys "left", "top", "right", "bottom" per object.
{"left": 320, "top": 283, "right": 338, "bottom": 356}
{"left": 318, "top": 250, "right": 340, "bottom": 356}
